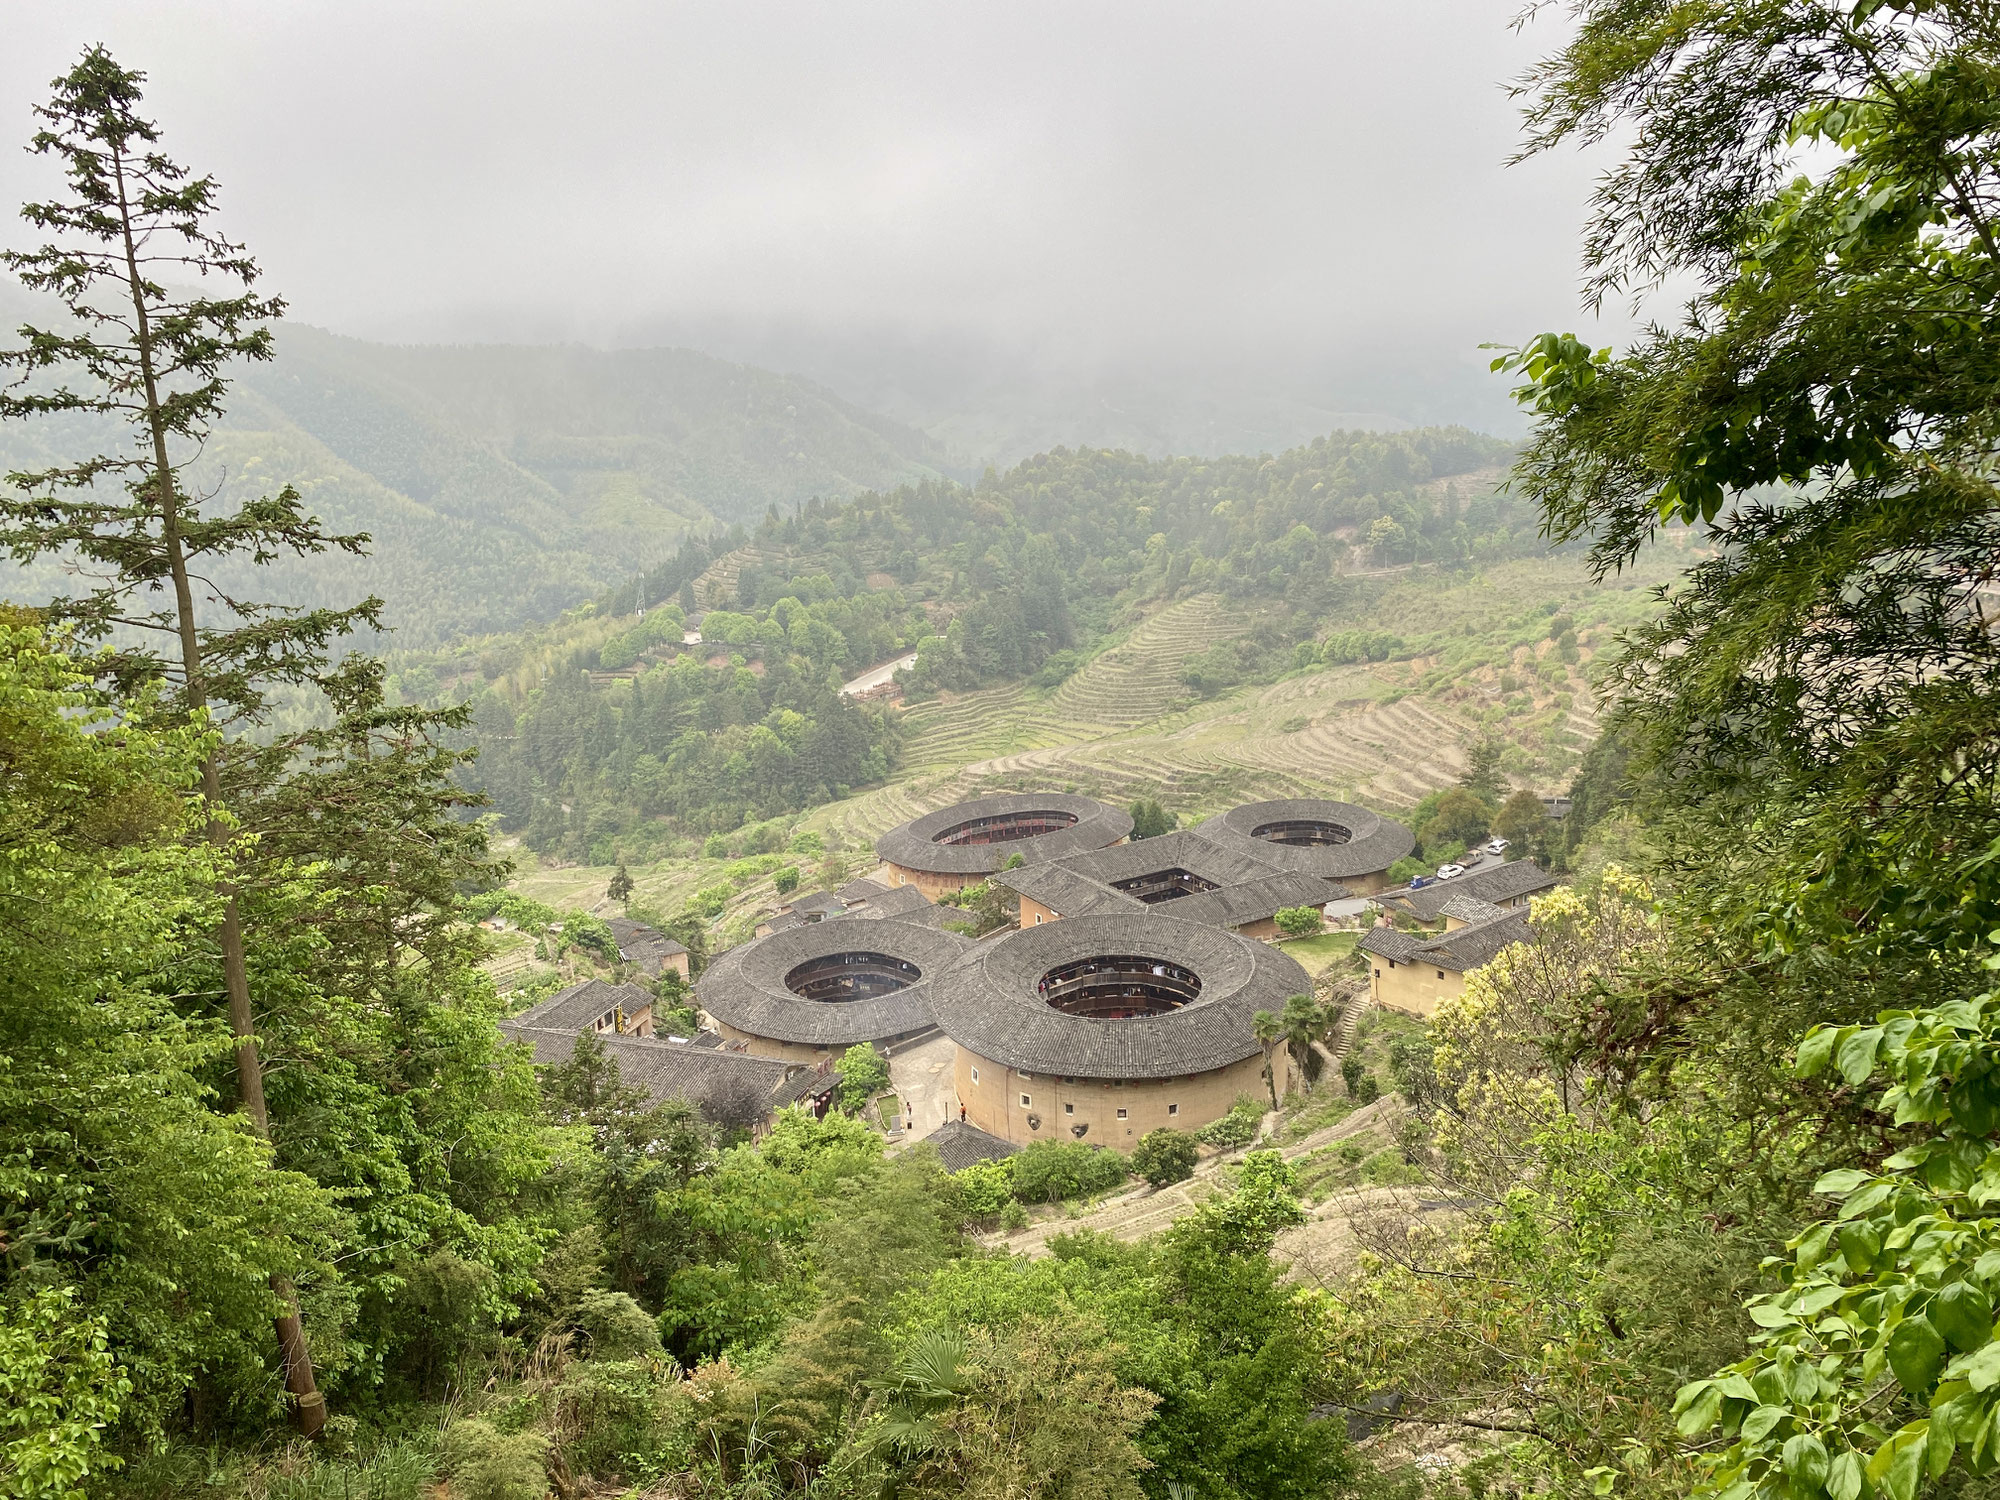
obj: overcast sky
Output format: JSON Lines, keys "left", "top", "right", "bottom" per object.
{"left": 0, "top": 1, "right": 1628, "bottom": 427}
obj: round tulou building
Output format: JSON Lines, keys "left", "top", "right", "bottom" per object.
{"left": 696, "top": 918, "right": 973, "bottom": 1063}
{"left": 1193, "top": 797, "right": 1414, "bottom": 895}
{"left": 930, "top": 913, "right": 1311, "bottom": 1147}
{"left": 875, "top": 792, "right": 1134, "bottom": 899}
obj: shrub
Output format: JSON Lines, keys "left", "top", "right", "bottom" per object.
{"left": 834, "top": 1043, "right": 890, "bottom": 1112}
{"left": 1340, "top": 1053, "right": 1365, "bottom": 1096}
{"left": 772, "top": 864, "right": 801, "bottom": 895}
{"left": 1360, "top": 1147, "right": 1422, "bottom": 1186}
{"left": 1131, "top": 1128, "right": 1199, "bottom": 1187}
{"left": 1320, "top": 629, "right": 1405, "bottom": 664}
{"left": 787, "top": 829, "right": 825, "bottom": 857}
{"left": 554, "top": 1359, "right": 684, "bottom": 1484}
{"left": 701, "top": 834, "right": 729, "bottom": 859}
{"left": 1128, "top": 798, "right": 1176, "bottom": 840}
{"left": 1030, "top": 647, "right": 1084, "bottom": 688}
{"left": 690, "top": 883, "right": 733, "bottom": 918}
{"left": 953, "top": 1157, "right": 1015, "bottom": 1217}
{"left": 1273, "top": 905, "right": 1322, "bottom": 938}
{"left": 1354, "top": 1073, "right": 1382, "bottom": 1104}
{"left": 653, "top": 1005, "right": 699, "bottom": 1038}
{"left": 1196, "top": 1097, "right": 1263, "bottom": 1150}
{"left": 573, "top": 1289, "right": 661, "bottom": 1361}
{"left": 440, "top": 1419, "right": 548, "bottom": 1500}
{"left": 1009, "top": 1141, "right": 1129, "bottom": 1203}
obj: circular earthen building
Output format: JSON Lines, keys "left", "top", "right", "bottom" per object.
{"left": 696, "top": 918, "right": 973, "bottom": 1063}
{"left": 875, "top": 792, "right": 1134, "bottom": 898}
{"left": 930, "top": 913, "right": 1310, "bottom": 1147}
{"left": 1193, "top": 798, "right": 1414, "bottom": 895}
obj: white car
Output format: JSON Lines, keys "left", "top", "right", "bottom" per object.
{"left": 1435, "top": 863, "right": 1466, "bottom": 880}
{"left": 1485, "top": 837, "right": 1510, "bottom": 855}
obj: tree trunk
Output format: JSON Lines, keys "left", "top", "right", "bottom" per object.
{"left": 112, "top": 142, "right": 324, "bottom": 1437}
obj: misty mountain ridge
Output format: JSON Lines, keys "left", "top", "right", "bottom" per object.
{"left": 415, "top": 308, "right": 1523, "bottom": 467}
{"left": 2, "top": 277, "right": 1505, "bottom": 645}
{"left": 0, "top": 280, "right": 959, "bottom": 645}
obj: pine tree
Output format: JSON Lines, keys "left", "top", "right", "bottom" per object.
{"left": 1456, "top": 737, "right": 1507, "bottom": 806}
{"left": 0, "top": 46, "right": 383, "bottom": 1435}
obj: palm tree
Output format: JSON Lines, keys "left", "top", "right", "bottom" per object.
{"left": 870, "top": 1326, "right": 973, "bottom": 1465}
{"left": 1277, "top": 992, "right": 1330, "bottom": 1085}
{"left": 1252, "top": 1009, "right": 1285, "bottom": 1109}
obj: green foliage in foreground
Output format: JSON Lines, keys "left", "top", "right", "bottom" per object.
{"left": 1677, "top": 927, "right": 2000, "bottom": 1500}
{"left": 1296, "top": 4, "right": 2000, "bottom": 1497}
{"left": 1197, "top": 1097, "right": 1266, "bottom": 1151}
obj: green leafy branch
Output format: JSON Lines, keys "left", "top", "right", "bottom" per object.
{"left": 1675, "top": 937, "right": 2000, "bottom": 1500}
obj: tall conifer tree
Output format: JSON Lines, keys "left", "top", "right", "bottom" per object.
{"left": 0, "top": 46, "right": 384, "bottom": 1435}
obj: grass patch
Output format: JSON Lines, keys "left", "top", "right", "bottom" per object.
{"left": 1274, "top": 931, "right": 1359, "bottom": 976}
{"left": 1279, "top": 1090, "right": 1361, "bottom": 1144}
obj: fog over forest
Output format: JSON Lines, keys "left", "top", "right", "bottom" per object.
{"left": 2, "top": 0, "right": 1639, "bottom": 459}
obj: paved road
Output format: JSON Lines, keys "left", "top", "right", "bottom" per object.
{"left": 886, "top": 1034, "right": 958, "bottom": 1138}
{"left": 841, "top": 652, "right": 918, "bottom": 697}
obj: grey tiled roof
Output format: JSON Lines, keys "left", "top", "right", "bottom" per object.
{"left": 849, "top": 883, "right": 934, "bottom": 920}
{"left": 838, "top": 876, "right": 890, "bottom": 903}
{"left": 917, "top": 1119, "right": 1020, "bottom": 1171}
{"left": 501, "top": 1024, "right": 829, "bottom": 1119}
{"left": 995, "top": 828, "right": 1333, "bottom": 930}
{"left": 929, "top": 913, "right": 1312, "bottom": 1079}
{"left": 1357, "top": 926, "right": 1423, "bottom": 963}
{"left": 1358, "top": 909, "right": 1533, "bottom": 974}
{"left": 511, "top": 978, "right": 653, "bottom": 1033}
{"left": 996, "top": 862, "right": 1149, "bottom": 918}
{"left": 875, "top": 793, "right": 1134, "bottom": 876}
{"left": 1432, "top": 910, "right": 1534, "bottom": 970}
{"left": 759, "top": 910, "right": 807, "bottom": 934}
{"left": 866, "top": 899, "right": 977, "bottom": 933}
{"left": 696, "top": 917, "right": 974, "bottom": 1045}
{"left": 786, "top": 890, "right": 846, "bottom": 916}
{"left": 607, "top": 919, "right": 687, "bottom": 977}
{"left": 1438, "top": 895, "right": 1508, "bottom": 926}
{"left": 1054, "top": 828, "right": 1288, "bottom": 888}
{"left": 1194, "top": 799, "right": 1414, "bottom": 881}
{"left": 1169, "top": 871, "right": 1341, "bottom": 929}
{"left": 1376, "top": 859, "right": 1560, "bottom": 923}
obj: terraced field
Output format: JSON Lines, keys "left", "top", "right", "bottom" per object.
{"left": 891, "top": 593, "right": 1247, "bottom": 776}
{"left": 794, "top": 554, "right": 1660, "bottom": 851}
{"left": 802, "top": 680, "right": 1489, "bottom": 849}
{"left": 517, "top": 550, "right": 1667, "bottom": 909}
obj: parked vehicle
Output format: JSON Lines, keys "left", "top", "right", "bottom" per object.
{"left": 1407, "top": 875, "right": 1429, "bottom": 889}
{"left": 1435, "top": 863, "right": 1466, "bottom": 880}
{"left": 1485, "top": 837, "right": 1510, "bottom": 855}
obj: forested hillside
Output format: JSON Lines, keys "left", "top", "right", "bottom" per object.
{"left": 18, "top": 12, "right": 2000, "bottom": 1500}
{"left": 442, "top": 427, "right": 1532, "bottom": 861}
{"left": 0, "top": 283, "right": 953, "bottom": 645}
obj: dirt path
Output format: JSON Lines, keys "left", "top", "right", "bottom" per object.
{"left": 980, "top": 1093, "right": 1407, "bottom": 1258}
